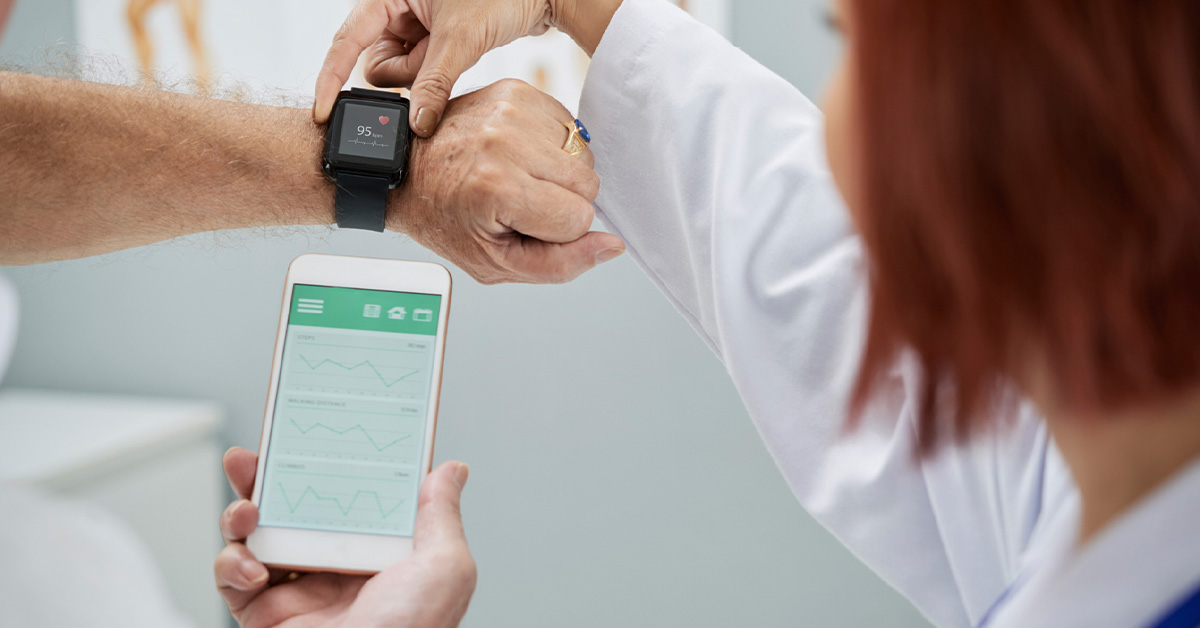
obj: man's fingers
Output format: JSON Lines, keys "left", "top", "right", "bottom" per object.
{"left": 223, "top": 447, "right": 258, "bottom": 500}
{"left": 525, "top": 145, "right": 600, "bottom": 202}
{"left": 220, "top": 499, "right": 259, "bottom": 544}
{"left": 499, "top": 177, "right": 597, "bottom": 244}
{"left": 314, "top": 0, "right": 393, "bottom": 123}
{"left": 413, "top": 461, "right": 470, "bottom": 551}
{"left": 497, "top": 113, "right": 599, "bottom": 200}
{"left": 504, "top": 231, "right": 627, "bottom": 284}
{"left": 215, "top": 542, "right": 270, "bottom": 611}
{"left": 408, "top": 32, "right": 479, "bottom": 137}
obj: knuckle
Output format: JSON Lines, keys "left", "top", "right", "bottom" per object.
{"left": 363, "top": 55, "right": 388, "bottom": 81}
{"left": 493, "top": 77, "right": 531, "bottom": 97}
{"left": 466, "top": 163, "right": 503, "bottom": 199}
{"left": 487, "top": 99, "right": 520, "bottom": 123}
{"left": 414, "top": 66, "right": 455, "bottom": 103}
{"left": 330, "top": 22, "right": 353, "bottom": 46}
{"left": 417, "top": 486, "right": 439, "bottom": 510}
{"left": 213, "top": 545, "right": 239, "bottom": 576}
{"left": 584, "top": 172, "right": 601, "bottom": 202}
{"left": 476, "top": 124, "right": 505, "bottom": 150}
{"left": 562, "top": 200, "right": 594, "bottom": 236}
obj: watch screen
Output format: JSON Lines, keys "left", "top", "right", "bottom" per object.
{"left": 338, "top": 102, "right": 402, "bottom": 161}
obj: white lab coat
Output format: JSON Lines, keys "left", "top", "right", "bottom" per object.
{"left": 578, "top": 2, "right": 1200, "bottom": 627}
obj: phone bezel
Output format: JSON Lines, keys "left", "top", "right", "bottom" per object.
{"left": 247, "top": 253, "right": 452, "bottom": 574}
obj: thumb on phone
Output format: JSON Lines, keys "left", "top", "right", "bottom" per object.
{"left": 413, "top": 460, "right": 471, "bottom": 551}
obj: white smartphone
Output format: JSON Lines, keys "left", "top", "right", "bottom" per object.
{"left": 247, "top": 254, "right": 451, "bottom": 574}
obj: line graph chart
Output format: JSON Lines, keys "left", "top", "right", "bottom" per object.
{"left": 283, "top": 334, "right": 430, "bottom": 399}
{"left": 258, "top": 322, "right": 438, "bottom": 536}
{"left": 276, "top": 483, "right": 406, "bottom": 520}
{"left": 260, "top": 464, "right": 417, "bottom": 533}
{"left": 288, "top": 418, "right": 413, "bottom": 452}
{"left": 296, "top": 355, "right": 421, "bottom": 389}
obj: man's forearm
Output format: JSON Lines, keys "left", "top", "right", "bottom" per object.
{"left": 0, "top": 71, "right": 334, "bottom": 264}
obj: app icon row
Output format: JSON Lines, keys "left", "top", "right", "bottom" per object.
{"left": 362, "top": 304, "right": 432, "bottom": 322}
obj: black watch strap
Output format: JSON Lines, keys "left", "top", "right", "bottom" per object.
{"left": 335, "top": 172, "right": 389, "bottom": 232}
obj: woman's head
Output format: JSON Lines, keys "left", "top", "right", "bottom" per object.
{"left": 823, "top": 1, "right": 1200, "bottom": 453}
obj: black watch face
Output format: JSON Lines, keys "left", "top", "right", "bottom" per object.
{"left": 326, "top": 98, "right": 409, "bottom": 176}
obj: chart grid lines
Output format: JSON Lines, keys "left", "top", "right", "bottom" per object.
{"left": 258, "top": 305, "right": 439, "bottom": 536}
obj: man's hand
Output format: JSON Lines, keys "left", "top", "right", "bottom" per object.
{"left": 392, "top": 79, "right": 624, "bottom": 284}
{"left": 215, "top": 448, "right": 476, "bottom": 628}
{"left": 0, "top": 71, "right": 620, "bottom": 282}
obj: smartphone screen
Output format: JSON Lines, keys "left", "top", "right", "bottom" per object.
{"left": 257, "top": 284, "right": 442, "bottom": 537}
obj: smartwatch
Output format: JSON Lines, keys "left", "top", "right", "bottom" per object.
{"left": 322, "top": 88, "right": 414, "bottom": 232}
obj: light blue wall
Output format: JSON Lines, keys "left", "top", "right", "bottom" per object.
{"left": 735, "top": 0, "right": 842, "bottom": 98}
{"left": 0, "top": 0, "right": 75, "bottom": 62}
{"left": 0, "top": 1, "right": 931, "bottom": 627}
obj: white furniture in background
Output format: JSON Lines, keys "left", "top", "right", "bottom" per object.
{"left": 0, "top": 389, "right": 226, "bottom": 628}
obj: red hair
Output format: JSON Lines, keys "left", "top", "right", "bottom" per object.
{"left": 848, "top": 1, "right": 1200, "bottom": 453}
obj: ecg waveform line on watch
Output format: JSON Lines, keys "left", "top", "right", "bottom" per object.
{"left": 297, "top": 354, "right": 421, "bottom": 388}
{"left": 288, "top": 418, "right": 414, "bottom": 452}
{"left": 276, "top": 482, "right": 406, "bottom": 519}
{"left": 347, "top": 138, "right": 391, "bottom": 148}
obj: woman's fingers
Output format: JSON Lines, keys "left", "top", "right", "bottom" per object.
{"left": 223, "top": 447, "right": 258, "bottom": 500}
{"left": 214, "top": 542, "right": 270, "bottom": 613}
{"left": 365, "top": 35, "right": 430, "bottom": 88}
{"left": 238, "top": 573, "right": 367, "bottom": 628}
{"left": 220, "top": 499, "right": 259, "bottom": 544}
{"left": 314, "top": 0, "right": 397, "bottom": 124}
{"left": 407, "top": 30, "right": 484, "bottom": 137}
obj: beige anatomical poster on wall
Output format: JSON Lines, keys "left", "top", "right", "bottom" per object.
{"left": 76, "top": 0, "right": 729, "bottom": 110}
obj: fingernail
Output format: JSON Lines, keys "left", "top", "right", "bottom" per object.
{"left": 230, "top": 499, "right": 249, "bottom": 519}
{"left": 414, "top": 107, "right": 438, "bottom": 136}
{"left": 240, "top": 559, "right": 267, "bottom": 587}
{"left": 454, "top": 462, "right": 470, "bottom": 488}
{"left": 596, "top": 247, "right": 625, "bottom": 264}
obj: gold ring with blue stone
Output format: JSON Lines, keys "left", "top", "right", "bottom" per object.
{"left": 562, "top": 119, "right": 591, "bottom": 157}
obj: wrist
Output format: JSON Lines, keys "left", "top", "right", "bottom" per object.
{"left": 268, "top": 106, "right": 337, "bottom": 228}
{"left": 549, "top": 0, "right": 623, "bottom": 56}
{"left": 384, "top": 135, "right": 425, "bottom": 234}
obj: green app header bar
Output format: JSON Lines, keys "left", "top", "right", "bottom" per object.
{"left": 289, "top": 284, "right": 442, "bottom": 335}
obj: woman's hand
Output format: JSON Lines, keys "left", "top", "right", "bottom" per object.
{"left": 313, "top": 0, "right": 624, "bottom": 136}
{"left": 214, "top": 447, "right": 476, "bottom": 628}
{"left": 313, "top": 0, "right": 554, "bottom": 135}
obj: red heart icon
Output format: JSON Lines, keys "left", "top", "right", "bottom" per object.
{"left": 378, "top": 116, "right": 390, "bottom": 125}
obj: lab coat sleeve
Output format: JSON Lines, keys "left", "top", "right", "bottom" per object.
{"left": 579, "top": 2, "right": 1059, "bottom": 627}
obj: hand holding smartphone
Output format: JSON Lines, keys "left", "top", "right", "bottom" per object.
{"left": 216, "top": 449, "right": 476, "bottom": 627}
{"left": 247, "top": 254, "right": 451, "bottom": 574}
